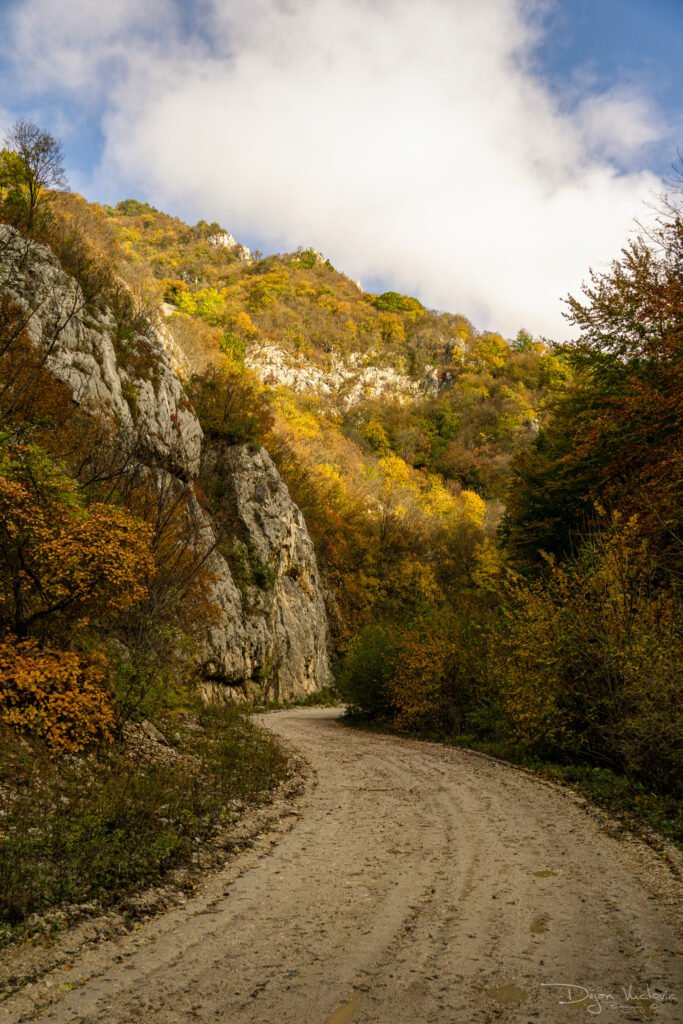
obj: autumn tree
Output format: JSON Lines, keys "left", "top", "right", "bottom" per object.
{"left": 187, "top": 359, "right": 273, "bottom": 445}
{"left": 0, "top": 438, "right": 155, "bottom": 641}
{"left": 495, "top": 187, "right": 683, "bottom": 795}
{"left": 0, "top": 120, "right": 68, "bottom": 235}
{"left": 495, "top": 516, "right": 683, "bottom": 793}
{"left": 502, "top": 190, "right": 683, "bottom": 571}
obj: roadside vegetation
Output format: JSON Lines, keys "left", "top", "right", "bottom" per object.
{"left": 0, "top": 704, "right": 289, "bottom": 946}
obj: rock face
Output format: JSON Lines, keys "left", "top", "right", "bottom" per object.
{"left": 207, "top": 231, "right": 252, "bottom": 262}
{"left": 0, "top": 227, "right": 202, "bottom": 479}
{"left": 246, "top": 343, "right": 441, "bottom": 410}
{"left": 0, "top": 225, "right": 330, "bottom": 701}
{"left": 201, "top": 444, "right": 332, "bottom": 699}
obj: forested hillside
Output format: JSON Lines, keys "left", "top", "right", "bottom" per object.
{"left": 67, "top": 195, "right": 564, "bottom": 645}
{"left": 101, "top": 196, "right": 567, "bottom": 493}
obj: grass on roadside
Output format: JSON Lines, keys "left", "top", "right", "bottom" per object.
{"left": 0, "top": 701, "right": 289, "bottom": 946}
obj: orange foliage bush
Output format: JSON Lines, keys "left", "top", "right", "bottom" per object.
{"left": 0, "top": 638, "right": 114, "bottom": 751}
{"left": 0, "top": 441, "right": 156, "bottom": 640}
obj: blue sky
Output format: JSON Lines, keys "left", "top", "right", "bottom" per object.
{"left": 536, "top": 0, "right": 683, "bottom": 176}
{"left": 1, "top": 0, "right": 681, "bottom": 337}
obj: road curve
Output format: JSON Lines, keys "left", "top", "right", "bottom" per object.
{"left": 4, "top": 708, "right": 682, "bottom": 1023}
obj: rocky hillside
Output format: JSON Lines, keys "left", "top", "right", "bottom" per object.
{"left": 42, "top": 194, "right": 567, "bottom": 653}
{"left": 0, "top": 224, "right": 331, "bottom": 701}
{"left": 244, "top": 343, "right": 442, "bottom": 410}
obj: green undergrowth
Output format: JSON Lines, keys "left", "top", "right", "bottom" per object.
{"left": 0, "top": 702, "right": 289, "bottom": 946}
{"left": 343, "top": 715, "right": 683, "bottom": 855}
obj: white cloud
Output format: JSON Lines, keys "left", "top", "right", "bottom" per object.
{"left": 2, "top": 0, "right": 667, "bottom": 337}
{"left": 576, "top": 87, "right": 664, "bottom": 163}
{"left": 2, "top": 0, "right": 174, "bottom": 96}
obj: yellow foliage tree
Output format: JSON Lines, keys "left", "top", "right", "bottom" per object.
{"left": 389, "top": 612, "right": 460, "bottom": 732}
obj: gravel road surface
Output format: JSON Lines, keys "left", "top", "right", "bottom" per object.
{"left": 2, "top": 708, "right": 681, "bottom": 1023}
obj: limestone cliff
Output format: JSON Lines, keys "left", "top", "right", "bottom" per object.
{"left": 0, "top": 225, "right": 331, "bottom": 700}
{"left": 245, "top": 342, "right": 441, "bottom": 410}
{"left": 201, "top": 444, "right": 331, "bottom": 699}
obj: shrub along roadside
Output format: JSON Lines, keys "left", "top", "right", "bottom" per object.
{"left": 0, "top": 699, "right": 290, "bottom": 946}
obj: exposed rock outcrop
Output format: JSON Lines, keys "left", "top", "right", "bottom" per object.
{"left": 0, "top": 227, "right": 202, "bottom": 479}
{"left": 201, "top": 444, "right": 332, "bottom": 699}
{"left": 246, "top": 342, "right": 441, "bottom": 409}
{"left": 207, "top": 231, "right": 252, "bottom": 262}
{"left": 0, "top": 225, "right": 330, "bottom": 701}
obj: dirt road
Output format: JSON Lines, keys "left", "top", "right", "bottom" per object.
{"left": 3, "top": 708, "right": 682, "bottom": 1023}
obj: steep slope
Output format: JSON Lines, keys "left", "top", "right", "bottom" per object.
{"left": 5, "top": 193, "right": 570, "bottom": 704}
{"left": 0, "top": 224, "right": 331, "bottom": 700}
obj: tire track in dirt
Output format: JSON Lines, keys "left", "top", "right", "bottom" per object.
{"left": 2, "top": 708, "right": 681, "bottom": 1023}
